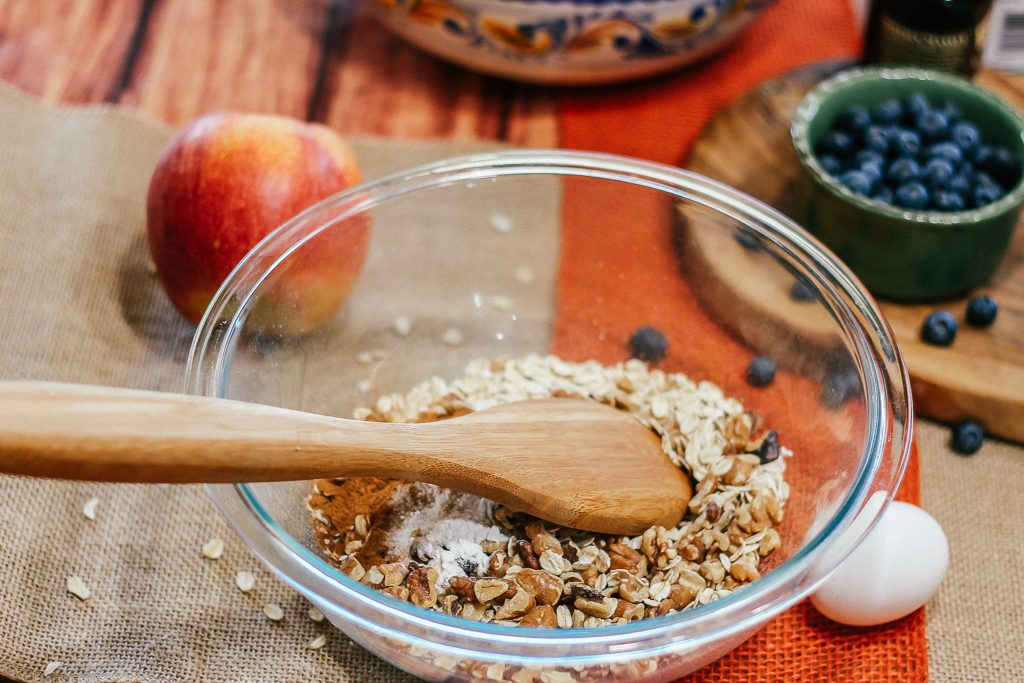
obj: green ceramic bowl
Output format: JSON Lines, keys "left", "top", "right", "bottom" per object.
{"left": 791, "top": 66, "right": 1024, "bottom": 301}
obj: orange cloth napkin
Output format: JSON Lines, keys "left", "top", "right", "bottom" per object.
{"left": 555, "top": 0, "right": 928, "bottom": 680}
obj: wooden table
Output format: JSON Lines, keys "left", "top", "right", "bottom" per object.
{"left": 0, "top": 0, "right": 557, "bottom": 143}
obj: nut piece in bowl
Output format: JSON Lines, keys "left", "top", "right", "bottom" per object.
{"left": 791, "top": 66, "right": 1024, "bottom": 301}
{"left": 192, "top": 151, "right": 911, "bottom": 681}
{"left": 368, "top": 0, "right": 774, "bottom": 85}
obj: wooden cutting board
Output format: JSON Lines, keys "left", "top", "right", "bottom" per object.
{"left": 685, "top": 60, "right": 1024, "bottom": 443}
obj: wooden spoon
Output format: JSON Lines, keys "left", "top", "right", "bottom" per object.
{"left": 0, "top": 381, "right": 691, "bottom": 534}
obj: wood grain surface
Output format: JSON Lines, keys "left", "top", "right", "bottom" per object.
{"left": 0, "top": 0, "right": 558, "bottom": 144}
{"left": 687, "top": 61, "right": 1024, "bottom": 442}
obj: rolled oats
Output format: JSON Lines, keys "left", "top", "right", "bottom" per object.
{"left": 309, "top": 354, "right": 790, "bottom": 632}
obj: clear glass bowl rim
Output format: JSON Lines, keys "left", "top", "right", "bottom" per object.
{"left": 188, "top": 149, "right": 913, "bottom": 658}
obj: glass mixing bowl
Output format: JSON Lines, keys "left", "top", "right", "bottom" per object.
{"left": 187, "top": 150, "right": 912, "bottom": 682}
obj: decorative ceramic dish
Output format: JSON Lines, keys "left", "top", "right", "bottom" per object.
{"left": 368, "top": 0, "right": 773, "bottom": 85}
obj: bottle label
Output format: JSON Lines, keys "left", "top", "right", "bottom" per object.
{"left": 878, "top": 14, "right": 976, "bottom": 74}
{"left": 982, "top": 0, "right": 1024, "bottom": 72}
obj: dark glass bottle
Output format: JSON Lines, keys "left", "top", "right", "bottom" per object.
{"left": 863, "top": 0, "right": 994, "bottom": 76}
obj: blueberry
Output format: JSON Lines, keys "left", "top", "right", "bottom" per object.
{"left": 892, "top": 129, "right": 922, "bottom": 158}
{"left": 932, "top": 190, "right": 966, "bottom": 211}
{"left": 966, "top": 294, "right": 998, "bottom": 327}
{"left": 975, "top": 170, "right": 999, "bottom": 189}
{"left": 922, "top": 158, "right": 954, "bottom": 189}
{"left": 933, "top": 191, "right": 962, "bottom": 211}
{"left": 895, "top": 181, "right": 930, "bottom": 209}
{"left": 859, "top": 163, "right": 883, "bottom": 191}
{"left": 734, "top": 228, "right": 761, "bottom": 251}
{"left": 903, "top": 92, "right": 931, "bottom": 122}
{"left": 974, "top": 144, "right": 995, "bottom": 165}
{"left": 856, "top": 149, "right": 888, "bottom": 167}
{"left": 917, "top": 109, "right": 950, "bottom": 143}
{"left": 833, "top": 105, "right": 872, "bottom": 135}
{"left": 789, "top": 279, "right": 816, "bottom": 302}
{"left": 920, "top": 310, "right": 957, "bottom": 346}
{"left": 629, "top": 326, "right": 667, "bottom": 362}
{"left": 973, "top": 183, "right": 1005, "bottom": 207}
{"left": 926, "top": 142, "right": 963, "bottom": 164}
{"left": 948, "top": 173, "right": 972, "bottom": 196}
{"left": 755, "top": 430, "right": 781, "bottom": 463}
{"left": 934, "top": 99, "right": 962, "bottom": 123}
{"left": 977, "top": 146, "right": 1022, "bottom": 189}
{"left": 819, "top": 154, "right": 843, "bottom": 176}
{"left": 887, "top": 157, "right": 921, "bottom": 185}
{"left": 873, "top": 186, "right": 894, "bottom": 204}
{"left": 871, "top": 98, "right": 903, "bottom": 126}
{"left": 863, "top": 125, "right": 892, "bottom": 155}
{"left": 951, "top": 122, "right": 980, "bottom": 155}
{"left": 951, "top": 420, "right": 984, "bottom": 455}
{"left": 746, "top": 355, "right": 776, "bottom": 387}
{"left": 820, "top": 366, "right": 860, "bottom": 410}
{"left": 840, "top": 169, "right": 874, "bottom": 196}
{"left": 816, "top": 131, "right": 854, "bottom": 159}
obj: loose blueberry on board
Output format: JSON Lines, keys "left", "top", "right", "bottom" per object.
{"left": 892, "top": 129, "right": 922, "bottom": 158}
{"left": 628, "top": 326, "right": 668, "bottom": 363}
{"left": 920, "top": 310, "right": 958, "bottom": 346}
{"left": 746, "top": 355, "right": 777, "bottom": 387}
{"left": 950, "top": 122, "right": 980, "bottom": 155}
{"left": 951, "top": 420, "right": 984, "bottom": 455}
{"left": 965, "top": 294, "right": 998, "bottom": 327}
{"left": 932, "top": 190, "right": 966, "bottom": 212}
{"left": 895, "top": 181, "right": 930, "bottom": 209}
{"left": 887, "top": 157, "right": 921, "bottom": 185}
{"left": 922, "top": 158, "right": 954, "bottom": 190}
{"left": 834, "top": 105, "right": 872, "bottom": 135}
{"left": 840, "top": 170, "right": 874, "bottom": 195}
{"left": 871, "top": 98, "right": 903, "bottom": 126}
{"left": 816, "top": 131, "right": 854, "bottom": 159}
{"left": 819, "top": 154, "right": 843, "bottom": 175}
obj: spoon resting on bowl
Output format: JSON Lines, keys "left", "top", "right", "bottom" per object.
{"left": 0, "top": 381, "right": 691, "bottom": 535}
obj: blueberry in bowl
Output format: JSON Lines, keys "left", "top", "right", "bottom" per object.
{"left": 792, "top": 67, "right": 1024, "bottom": 301}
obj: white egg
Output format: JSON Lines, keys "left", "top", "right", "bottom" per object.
{"left": 811, "top": 501, "right": 948, "bottom": 626}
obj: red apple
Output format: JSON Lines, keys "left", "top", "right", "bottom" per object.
{"left": 146, "top": 112, "right": 369, "bottom": 335}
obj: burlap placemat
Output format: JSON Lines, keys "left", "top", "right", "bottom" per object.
{"left": 2, "top": 82, "right": 1023, "bottom": 683}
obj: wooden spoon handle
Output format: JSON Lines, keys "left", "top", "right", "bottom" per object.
{"left": 0, "top": 381, "right": 426, "bottom": 483}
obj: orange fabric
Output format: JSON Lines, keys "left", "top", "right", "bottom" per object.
{"left": 554, "top": 0, "right": 928, "bottom": 680}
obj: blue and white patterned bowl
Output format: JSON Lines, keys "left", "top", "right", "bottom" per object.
{"left": 369, "top": 0, "right": 773, "bottom": 85}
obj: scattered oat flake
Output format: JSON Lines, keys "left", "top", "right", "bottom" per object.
{"left": 441, "top": 327, "right": 464, "bottom": 346}
{"left": 308, "top": 606, "right": 325, "bottom": 622}
{"left": 307, "top": 634, "right": 328, "bottom": 650}
{"left": 66, "top": 576, "right": 91, "bottom": 600}
{"left": 357, "top": 380, "right": 373, "bottom": 393}
{"left": 488, "top": 295, "right": 513, "bottom": 311}
{"left": 356, "top": 351, "right": 373, "bottom": 364}
{"left": 201, "top": 538, "right": 224, "bottom": 560}
{"left": 392, "top": 315, "right": 412, "bottom": 336}
{"left": 515, "top": 264, "right": 535, "bottom": 285}
{"left": 263, "top": 602, "right": 284, "bottom": 621}
{"left": 489, "top": 213, "right": 513, "bottom": 234}
{"left": 235, "top": 571, "right": 256, "bottom": 593}
{"left": 43, "top": 661, "right": 62, "bottom": 677}
{"left": 82, "top": 496, "right": 99, "bottom": 520}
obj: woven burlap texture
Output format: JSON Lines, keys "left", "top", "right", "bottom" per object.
{"left": 2, "top": 83, "right": 1023, "bottom": 683}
